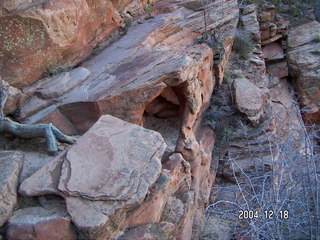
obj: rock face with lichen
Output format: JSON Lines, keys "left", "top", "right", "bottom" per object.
{"left": 0, "top": 0, "right": 147, "bottom": 88}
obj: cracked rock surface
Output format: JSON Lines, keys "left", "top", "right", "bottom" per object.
{"left": 0, "top": 151, "right": 24, "bottom": 226}
{"left": 58, "top": 114, "right": 165, "bottom": 201}
{"left": 19, "top": 115, "right": 166, "bottom": 239}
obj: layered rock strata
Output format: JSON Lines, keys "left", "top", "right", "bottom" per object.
{"left": 202, "top": 4, "right": 307, "bottom": 238}
{"left": 4, "top": 0, "right": 309, "bottom": 239}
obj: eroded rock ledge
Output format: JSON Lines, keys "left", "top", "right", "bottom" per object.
{"left": 5, "top": 0, "right": 318, "bottom": 240}
{"left": 16, "top": 0, "right": 239, "bottom": 162}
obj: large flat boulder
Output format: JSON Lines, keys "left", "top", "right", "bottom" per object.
{"left": 19, "top": 115, "right": 167, "bottom": 239}
{"left": 58, "top": 115, "right": 165, "bottom": 201}
{"left": 0, "top": 151, "right": 24, "bottom": 227}
{"left": 287, "top": 21, "right": 320, "bottom": 125}
{"left": 233, "top": 78, "right": 266, "bottom": 123}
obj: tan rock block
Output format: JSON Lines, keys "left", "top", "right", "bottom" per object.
{"left": 259, "top": 12, "right": 271, "bottom": 22}
{"left": 6, "top": 207, "right": 75, "bottom": 240}
{"left": 0, "top": 152, "right": 24, "bottom": 226}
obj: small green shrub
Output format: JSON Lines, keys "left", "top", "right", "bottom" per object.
{"left": 144, "top": 3, "right": 153, "bottom": 14}
{"left": 223, "top": 67, "right": 244, "bottom": 84}
{"left": 232, "top": 30, "right": 255, "bottom": 60}
{"left": 314, "top": 34, "right": 320, "bottom": 43}
{"left": 43, "top": 63, "right": 71, "bottom": 77}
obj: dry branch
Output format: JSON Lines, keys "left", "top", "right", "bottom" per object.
{"left": 0, "top": 79, "right": 76, "bottom": 155}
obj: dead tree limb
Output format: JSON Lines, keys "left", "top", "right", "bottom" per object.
{"left": 0, "top": 79, "right": 76, "bottom": 155}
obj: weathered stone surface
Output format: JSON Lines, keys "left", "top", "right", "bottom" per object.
{"left": 17, "top": 0, "right": 239, "bottom": 162}
{"left": 19, "top": 151, "right": 59, "bottom": 184}
{"left": 34, "top": 67, "right": 91, "bottom": 99}
{"left": 163, "top": 153, "right": 191, "bottom": 193}
{"left": 260, "top": 28, "right": 270, "bottom": 41}
{"left": 276, "top": 18, "right": 289, "bottom": 36}
{"left": 64, "top": 197, "right": 123, "bottom": 240}
{"left": 239, "top": 4, "right": 256, "bottom": 15}
{"left": 239, "top": 6, "right": 261, "bottom": 43}
{"left": 115, "top": 222, "right": 175, "bottom": 240}
{"left": 236, "top": 5, "right": 268, "bottom": 88}
{"left": 262, "top": 42, "right": 284, "bottom": 62}
{"left": 161, "top": 180, "right": 195, "bottom": 240}
{"left": 202, "top": 5, "right": 309, "bottom": 238}
{"left": 190, "top": 126, "right": 216, "bottom": 239}
{"left": 19, "top": 115, "right": 167, "bottom": 239}
{"left": 260, "top": 21, "right": 270, "bottom": 30}
{"left": 12, "top": 1, "right": 239, "bottom": 239}
{"left": 233, "top": 78, "right": 265, "bottom": 122}
{"left": 266, "top": 61, "right": 288, "bottom": 79}
{"left": 160, "top": 126, "right": 214, "bottom": 240}
{"left": 19, "top": 152, "right": 66, "bottom": 197}
{"left": 0, "top": 151, "right": 24, "bottom": 226}
{"left": 259, "top": 11, "right": 271, "bottom": 22}
{"left": 269, "top": 23, "right": 277, "bottom": 38}
{"left": 0, "top": 0, "right": 132, "bottom": 87}
{"left": 124, "top": 172, "right": 171, "bottom": 227}
{"left": 26, "top": 108, "right": 79, "bottom": 136}
{"left": 6, "top": 206, "right": 75, "bottom": 240}
{"left": 124, "top": 153, "right": 191, "bottom": 228}
{"left": 261, "top": 34, "right": 282, "bottom": 45}
{"left": 58, "top": 115, "right": 165, "bottom": 201}
{"left": 287, "top": 21, "right": 320, "bottom": 125}
{"left": 18, "top": 96, "right": 51, "bottom": 120}
{"left": 3, "top": 83, "right": 25, "bottom": 115}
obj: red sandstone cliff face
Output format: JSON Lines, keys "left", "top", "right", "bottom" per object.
{"left": 0, "top": 0, "right": 239, "bottom": 239}
{"left": 0, "top": 1, "right": 318, "bottom": 240}
{"left": 0, "top": 0, "right": 148, "bottom": 87}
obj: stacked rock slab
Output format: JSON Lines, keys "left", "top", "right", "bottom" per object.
{"left": 258, "top": 3, "right": 289, "bottom": 80}
{"left": 19, "top": 115, "right": 166, "bottom": 239}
